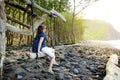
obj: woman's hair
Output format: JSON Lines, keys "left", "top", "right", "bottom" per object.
{"left": 37, "top": 25, "right": 46, "bottom": 34}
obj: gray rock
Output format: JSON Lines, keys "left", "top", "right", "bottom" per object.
{"left": 16, "top": 72, "right": 26, "bottom": 80}
{"left": 80, "top": 75, "right": 89, "bottom": 80}
{"left": 55, "top": 72, "right": 65, "bottom": 80}
{"left": 66, "top": 75, "right": 73, "bottom": 80}
{"left": 16, "top": 74, "right": 23, "bottom": 80}
{"left": 4, "top": 67, "right": 13, "bottom": 73}
{"left": 3, "top": 77, "right": 12, "bottom": 80}
{"left": 15, "top": 67, "right": 26, "bottom": 74}
{"left": 53, "top": 68, "right": 61, "bottom": 72}
{"left": 17, "top": 58, "right": 26, "bottom": 64}
{"left": 4, "top": 44, "right": 114, "bottom": 80}
{"left": 21, "top": 65, "right": 31, "bottom": 72}
{"left": 28, "top": 75, "right": 40, "bottom": 80}
{"left": 64, "top": 64, "right": 70, "bottom": 69}
{"left": 73, "top": 68, "right": 79, "bottom": 74}
{"left": 71, "top": 62, "right": 79, "bottom": 66}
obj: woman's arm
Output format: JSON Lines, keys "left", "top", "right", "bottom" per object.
{"left": 38, "top": 37, "right": 44, "bottom": 54}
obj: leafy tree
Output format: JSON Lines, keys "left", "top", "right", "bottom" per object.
{"left": 35, "top": 0, "right": 70, "bottom": 12}
{"left": 71, "top": 0, "right": 100, "bottom": 43}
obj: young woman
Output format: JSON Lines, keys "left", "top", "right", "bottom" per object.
{"left": 34, "top": 25, "right": 58, "bottom": 74}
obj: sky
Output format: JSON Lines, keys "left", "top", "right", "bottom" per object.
{"left": 71, "top": 0, "right": 120, "bottom": 32}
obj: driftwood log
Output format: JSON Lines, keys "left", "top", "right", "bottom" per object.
{"left": 103, "top": 54, "right": 120, "bottom": 80}
{"left": 0, "top": 0, "right": 66, "bottom": 79}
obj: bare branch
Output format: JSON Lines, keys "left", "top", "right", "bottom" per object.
{"left": 0, "top": 0, "right": 6, "bottom": 21}
{"left": 7, "top": 15, "right": 31, "bottom": 29}
{"left": 75, "top": 0, "right": 98, "bottom": 16}
{"left": 6, "top": 23, "right": 32, "bottom": 35}
{"left": 33, "top": 14, "right": 48, "bottom": 31}
{"left": 23, "top": 0, "right": 66, "bottom": 22}
{"left": 4, "top": 0, "right": 39, "bottom": 17}
{"left": 75, "top": 5, "right": 88, "bottom": 16}
{"left": 50, "top": 9, "right": 66, "bottom": 22}
{"left": 6, "top": 14, "right": 49, "bottom": 35}
{"left": 24, "top": 0, "right": 49, "bottom": 14}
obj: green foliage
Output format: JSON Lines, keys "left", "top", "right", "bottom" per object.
{"left": 74, "top": 17, "right": 84, "bottom": 42}
{"left": 58, "top": 12, "right": 84, "bottom": 44}
{"left": 35, "top": 0, "right": 70, "bottom": 12}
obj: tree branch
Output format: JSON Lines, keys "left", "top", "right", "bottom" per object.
{"left": 4, "top": 0, "right": 39, "bottom": 17}
{"left": 6, "top": 23, "right": 32, "bottom": 35}
{"left": 23, "top": 0, "right": 66, "bottom": 22}
{"left": 33, "top": 14, "right": 48, "bottom": 31}
{"left": 23, "top": 0, "right": 49, "bottom": 14}
{"left": 7, "top": 15, "right": 31, "bottom": 29}
{"left": 50, "top": 9, "right": 66, "bottom": 22}
{"left": 6, "top": 14, "right": 49, "bottom": 35}
{"left": 0, "top": 0, "right": 7, "bottom": 21}
{"left": 75, "top": 5, "right": 88, "bottom": 16}
{"left": 75, "top": 0, "right": 99, "bottom": 16}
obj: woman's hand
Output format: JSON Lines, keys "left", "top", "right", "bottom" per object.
{"left": 38, "top": 50, "right": 45, "bottom": 57}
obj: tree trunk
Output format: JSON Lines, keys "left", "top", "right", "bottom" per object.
{"left": 0, "top": 0, "right": 7, "bottom": 79}
{"left": 0, "top": 18, "right": 6, "bottom": 78}
{"left": 71, "top": 0, "right": 75, "bottom": 43}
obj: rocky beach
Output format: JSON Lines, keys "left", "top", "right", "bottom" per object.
{"left": 2, "top": 41, "right": 120, "bottom": 80}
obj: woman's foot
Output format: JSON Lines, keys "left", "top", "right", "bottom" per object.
{"left": 53, "top": 62, "right": 59, "bottom": 65}
{"left": 53, "top": 60, "right": 59, "bottom": 65}
{"left": 48, "top": 69, "right": 54, "bottom": 74}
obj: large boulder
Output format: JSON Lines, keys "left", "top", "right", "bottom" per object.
{"left": 103, "top": 54, "right": 120, "bottom": 80}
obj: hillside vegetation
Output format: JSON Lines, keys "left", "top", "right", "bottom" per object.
{"left": 82, "top": 19, "right": 120, "bottom": 40}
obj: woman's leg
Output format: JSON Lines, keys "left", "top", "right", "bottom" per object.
{"left": 48, "top": 57, "right": 55, "bottom": 74}
{"left": 52, "top": 49, "right": 58, "bottom": 65}
{"left": 41, "top": 47, "right": 57, "bottom": 73}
